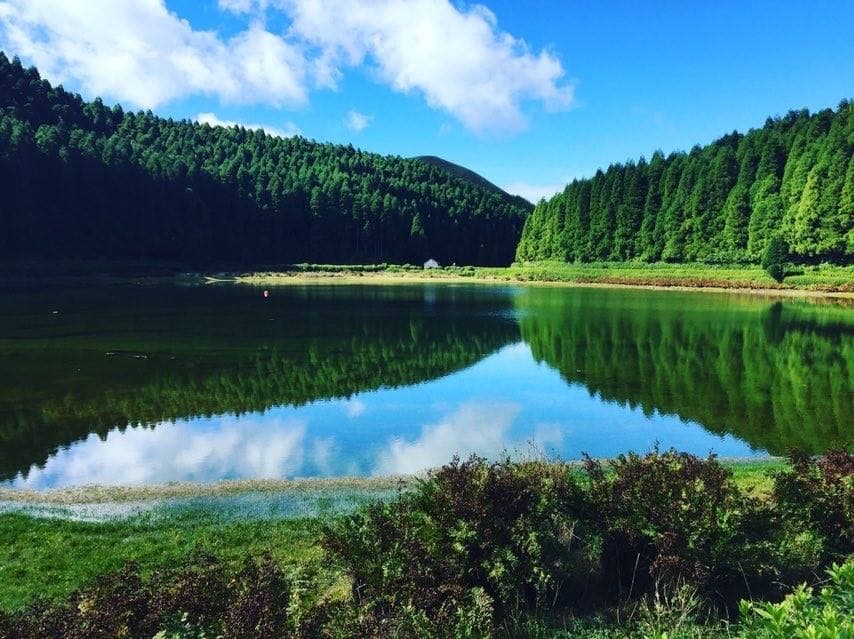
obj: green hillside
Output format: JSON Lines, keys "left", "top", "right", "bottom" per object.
{"left": 517, "top": 101, "right": 853, "bottom": 264}
{"left": 414, "top": 155, "right": 531, "bottom": 207}
{"left": 0, "top": 53, "right": 530, "bottom": 268}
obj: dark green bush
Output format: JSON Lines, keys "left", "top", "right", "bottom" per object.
{"left": 222, "top": 555, "right": 292, "bottom": 639}
{"left": 582, "top": 449, "right": 772, "bottom": 606}
{"left": 736, "top": 559, "right": 854, "bottom": 638}
{"left": 148, "top": 553, "right": 229, "bottom": 630}
{"left": 322, "top": 456, "right": 595, "bottom": 630}
{"left": 772, "top": 449, "right": 853, "bottom": 564}
{"left": 761, "top": 236, "right": 788, "bottom": 282}
{"left": 3, "top": 449, "right": 851, "bottom": 638}
{"left": 2, "top": 555, "right": 295, "bottom": 639}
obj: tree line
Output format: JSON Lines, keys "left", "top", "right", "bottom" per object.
{"left": 0, "top": 53, "right": 530, "bottom": 268}
{"left": 517, "top": 101, "right": 853, "bottom": 264}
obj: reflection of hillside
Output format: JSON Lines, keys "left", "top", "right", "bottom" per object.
{"left": 517, "top": 289, "right": 853, "bottom": 454}
{"left": 0, "top": 285, "right": 517, "bottom": 481}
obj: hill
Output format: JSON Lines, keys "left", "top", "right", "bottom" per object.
{"left": 413, "top": 155, "right": 532, "bottom": 208}
{"left": 516, "top": 101, "right": 853, "bottom": 264}
{"left": 0, "top": 53, "right": 531, "bottom": 268}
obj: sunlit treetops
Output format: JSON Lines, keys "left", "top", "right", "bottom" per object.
{"left": 517, "top": 100, "right": 853, "bottom": 264}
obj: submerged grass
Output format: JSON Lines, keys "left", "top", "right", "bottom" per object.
{"left": 0, "top": 476, "right": 410, "bottom": 505}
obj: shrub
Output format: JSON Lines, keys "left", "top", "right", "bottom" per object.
{"left": 3, "top": 555, "right": 296, "bottom": 639}
{"left": 147, "top": 553, "right": 229, "bottom": 630}
{"left": 321, "top": 456, "right": 595, "bottom": 630}
{"left": 582, "top": 449, "right": 770, "bottom": 606}
{"left": 6, "top": 562, "right": 151, "bottom": 639}
{"left": 4, "top": 450, "right": 851, "bottom": 638}
{"left": 736, "top": 559, "right": 854, "bottom": 638}
{"left": 222, "top": 555, "right": 292, "bottom": 639}
{"left": 772, "top": 450, "right": 854, "bottom": 564}
{"left": 761, "top": 237, "right": 788, "bottom": 282}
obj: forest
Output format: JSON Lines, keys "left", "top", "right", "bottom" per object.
{"left": 517, "top": 101, "right": 853, "bottom": 264}
{"left": 0, "top": 53, "right": 530, "bottom": 268}
{"left": 2, "top": 52, "right": 852, "bottom": 270}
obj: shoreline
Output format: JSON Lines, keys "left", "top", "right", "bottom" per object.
{"left": 0, "top": 476, "right": 412, "bottom": 505}
{"left": 226, "top": 270, "right": 854, "bottom": 300}
{"left": 2, "top": 261, "right": 852, "bottom": 299}
{"left": 0, "top": 458, "right": 781, "bottom": 505}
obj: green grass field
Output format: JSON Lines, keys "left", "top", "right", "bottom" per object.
{"left": 0, "top": 513, "right": 325, "bottom": 612}
{"left": 3, "top": 259, "right": 852, "bottom": 292}
{"left": 473, "top": 261, "right": 854, "bottom": 292}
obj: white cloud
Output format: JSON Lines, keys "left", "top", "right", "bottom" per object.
{"left": 283, "top": 0, "right": 573, "bottom": 134}
{"left": 195, "top": 111, "right": 301, "bottom": 137}
{"left": 372, "top": 401, "right": 564, "bottom": 476}
{"left": 373, "top": 402, "right": 518, "bottom": 475}
{"left": 0, "top": 0, "right": 573, "bottom": 135}
{"left": 0, "top": 0, "right": 309, "bottom": 109}
{"left": 340, "top": 397, "right": 367, "bottom": 418}
{"left": 217, "top": 0, "right": 264, "bottom": 13}
{"left": 12, "top": 416, "right": 310, "bottom": 488}
{"left": 345, "top": 109, "right": 373, "bottom": 133}
{"left": 501, "top": 181, "right": 566, "bottom": 203}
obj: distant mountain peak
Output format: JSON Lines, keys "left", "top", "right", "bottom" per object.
{"left": 413, "top": 155, "right": 532, "bottom": 210}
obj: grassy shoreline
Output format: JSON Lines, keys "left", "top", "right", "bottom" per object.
{"left": 0, "top": 476, "right": 411, "bottom": 505}
{"left": 2, "top": 261, "right": 853, "bottom": 297}
{"left": 0, "top": 458, "right": 780, "bottom": 506}
{"left": 1, "top": 452, "right": 850, "bottom": 638}
{"left": 228, "top": 262, "right": 854, "bottom": 297}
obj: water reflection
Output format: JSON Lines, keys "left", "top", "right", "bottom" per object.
{"left": 1, "top": 284, "right": 851, "bottom": 487}
{"left": 516, "top": 289, "right": 853, "bottom": 453}
{"left": 375, "top": 402, "right": 526, "bottom": 476}
{"left": 10, "top": 345, "right": 767, "bottom": 489}
{"left": 13, "top": 417, "right": 311, "bottom": 487}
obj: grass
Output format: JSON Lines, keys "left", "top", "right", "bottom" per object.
{"left": 230, "top": 261, "right": 854, "bottom": 295}
{"left": 0, "top": 459, "right": 785, "bottom": 613}
{"left": 722, "top": 458, "right": 784, "bottom": 497}
{"left": 477, "top": 261, "right": 854, "bottom": 292}
{"left": 0, "top": 512, "right": 325, "bottom": 612}
{"left": 0, "top": 476, "right": 409, "bottom": 505}
{"left": 4, "top": 259, "right": 852, "bottom": 294}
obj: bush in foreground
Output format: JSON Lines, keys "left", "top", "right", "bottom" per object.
{"left": 0, "top": 449, "right": 851, "bottom": 638}
{"left": 736, "top": 560, "right": 854, "bottom": 639}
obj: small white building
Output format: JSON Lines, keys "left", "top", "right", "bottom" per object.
{"left": 423, "top": 259, "right": 440, "bottom": 269}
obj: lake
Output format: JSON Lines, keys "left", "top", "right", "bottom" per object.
{"left": 1, "top": 283, "right": 851, "bottom": 489}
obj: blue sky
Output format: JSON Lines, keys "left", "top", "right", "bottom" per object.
{"left": 1, "top": 1, "right": 852, "bottom": 201}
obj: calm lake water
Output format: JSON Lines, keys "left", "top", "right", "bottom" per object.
{"left": 1, "top": 283, "right": 851, "bottom": 489}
